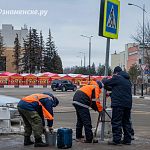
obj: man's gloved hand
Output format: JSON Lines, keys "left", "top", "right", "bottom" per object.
{"left": 49, "top": 127, "right": 54, "bottom": 133}
{"left": 101, "top": 77, "right": 108, "bottom": 83}
{"left": 106, "top": 93, "right": 110, "bottom": 97}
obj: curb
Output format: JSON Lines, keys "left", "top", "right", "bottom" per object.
{"left": 0, "top": 85, "right": 51, "bottom": 88}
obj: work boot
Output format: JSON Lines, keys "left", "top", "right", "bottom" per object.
{"left": 76, "top": 135, "right": 85, "bottom": 142}
{"left": 80, "top": 135, "right": 84, "bottom": 138}
{"left": 82, "top": 140, "right": 92, "bottom": 143}
{"left": 82, "top": 139, "right": 98, "bottom": 143}
{"left": 92, "top": 139, "right": 98, "bottom": 143}
{"left": 131, "top": 135, "right": 135, "bottom": 140}
{"left": 121, "top": 140, "right": 131, "bottom": 145}
{"left": 75, "top": 138, "right": 84, "bottom": 142}
{"left": 108, "top": 141, "right": 122, "bottom": 146}
{"left": 34, "top": 137, "right": 48, "bottom": 147}
{"left": 24, "top": 136, "right": 34, "bottom": 146}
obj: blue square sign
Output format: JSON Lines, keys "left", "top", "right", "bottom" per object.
{"left": 106, "top": 1, "right": 118, "bottom": 34}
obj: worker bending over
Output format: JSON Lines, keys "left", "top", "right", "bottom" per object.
{"left": 17, "top": 92, "right": 59, "bottom": 147}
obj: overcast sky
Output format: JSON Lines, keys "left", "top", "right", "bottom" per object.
{"left": 0, "top": 0, "right": 150, "bottom": 68}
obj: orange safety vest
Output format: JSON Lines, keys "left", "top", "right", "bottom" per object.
{"left": 22, "top": 93, "right": 54, "bottom": 120}
{"left": 79, "top": 82, "right": 103, "bottom": 112}
{"left": 80, "top": 82, "right": 101, "bottom": 99}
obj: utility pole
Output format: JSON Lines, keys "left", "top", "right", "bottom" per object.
{"left": 128, "top": 3, "right": 146, "bottom": 97}
{"left": 80, "top": 52, "right": 86, "bottom": 68}
{"left": 80, "top": 35, "right": 93, "bottom": 81}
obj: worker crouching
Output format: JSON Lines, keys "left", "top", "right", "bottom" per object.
{"left": 17, "top": 92, "right": 59, "bottom": 147}
{"left": 73, "top": 81, "right": 103, "bottom": 143}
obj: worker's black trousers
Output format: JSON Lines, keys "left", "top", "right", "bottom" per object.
{"left": 112, "top": 107, "right": 132, "bottom": 143}
{"left": 74, "top": 104, "right": 93, "bottom": 142}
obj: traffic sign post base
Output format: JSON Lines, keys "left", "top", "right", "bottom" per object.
{"left": 140, "top": 83, "right": 145, "bottom": 98}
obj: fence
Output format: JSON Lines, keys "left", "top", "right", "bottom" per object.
{"left": 132, "top": 83, "right": 150, "bottom": 95}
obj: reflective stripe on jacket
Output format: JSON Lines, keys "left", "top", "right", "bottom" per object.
{"left": 22, "top": 93, "right": 54, "bottom": 120}
{"left": 88, "top": 81, "right": 103, "bottom": 112}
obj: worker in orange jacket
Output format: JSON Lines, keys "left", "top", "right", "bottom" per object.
{"left": 73, "top": 81, "right": 103, "bottom": 143}
{"left": 17, "top": 92, "right": 59, "bottom": 147}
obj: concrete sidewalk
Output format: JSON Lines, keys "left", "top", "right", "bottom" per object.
{"left": 0, "top": 134, "right": 150, "bottom": 150}
{"left": 132, "top": 95, "right": 150, "bottom": 100}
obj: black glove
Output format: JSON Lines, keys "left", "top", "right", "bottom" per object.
{"left": 104, "top": 85, "right": 112, "bottom": 91}
{"left": 49, "top": 127, "right": 54, "bottom": 133}
{"left": 101, "top": 77, "right": 108, "bottom": 83}
{"left": 91, "top": 101, "right": 98, "bottom": 111}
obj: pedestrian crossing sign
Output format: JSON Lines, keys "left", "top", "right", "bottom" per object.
{"left": 102, "top": 0, "right": 120, "bottom": 39}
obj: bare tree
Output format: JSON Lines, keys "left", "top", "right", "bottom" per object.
{"left": 132, "top": 22, "right": 150, "bottom": 69}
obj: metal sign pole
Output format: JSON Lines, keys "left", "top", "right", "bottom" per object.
{"left": 101, "top": 38, "right": 110, "bottom": 140}
{"left": 141, "top": 4, "right": 145, "bottom": 97}
{"left": 89, "top": 37, "right": 91, "bottom": 81}
{"left": 98, "top": 0, "right": 119, "bottom": 140}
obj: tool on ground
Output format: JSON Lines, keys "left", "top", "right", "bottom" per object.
{"left": 94, "top": 107, "right": 112, "bottom": 139}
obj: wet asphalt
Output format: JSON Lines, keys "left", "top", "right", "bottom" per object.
{"left": 0, "top": 88, "right": 150, "bottom": 150}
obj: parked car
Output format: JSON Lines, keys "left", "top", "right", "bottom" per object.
{"left": 51, "top": 80, "right": 77, "bottom": 92}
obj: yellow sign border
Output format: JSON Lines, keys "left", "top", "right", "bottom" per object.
{"left": 103, "top": 0, "right": 120, "bottom": 39}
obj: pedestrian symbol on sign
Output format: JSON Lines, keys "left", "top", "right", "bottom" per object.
{"left": 107, "top": 5, "right": 116, "bottom": 29}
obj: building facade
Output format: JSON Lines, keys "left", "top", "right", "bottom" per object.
{"left": 111, "top": 51, "right": 126, "bottom": 71}
{"left": 0, "top": 24, "right": 28, "bottom": 72}
{"left": 111, "top": 43, "right": 141, "bottom": 71}
{"left": 127, "top": 44, "right": 139, "bottom": 70}
{"left": 0, "top": 24, "right": 28, "bottom": 47}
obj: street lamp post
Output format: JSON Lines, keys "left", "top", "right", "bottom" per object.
{"left": 76, "top": 56, "right": 82, "bottom": 67}
{"left": 128, "top": 3, "right": 146, "bottom": 97}
{"left": 81, "top": 35, "right": 93, "bottom": 81}
{"left": 80, "top": 52, "right": 86, "bottom": 68}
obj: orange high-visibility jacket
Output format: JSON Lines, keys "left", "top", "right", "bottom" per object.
{"left": 80, "top": 82, "right": 101, "bottom": 99}
{"left": 79, "top": 82, "right": 103, "bottom": 112}
{"left": 22, "top": 93, "right": 53, "bottom": 120}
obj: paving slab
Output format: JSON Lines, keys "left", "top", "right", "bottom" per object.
{"left": 0, "top": 134, "right": 150, "bottom": 150}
